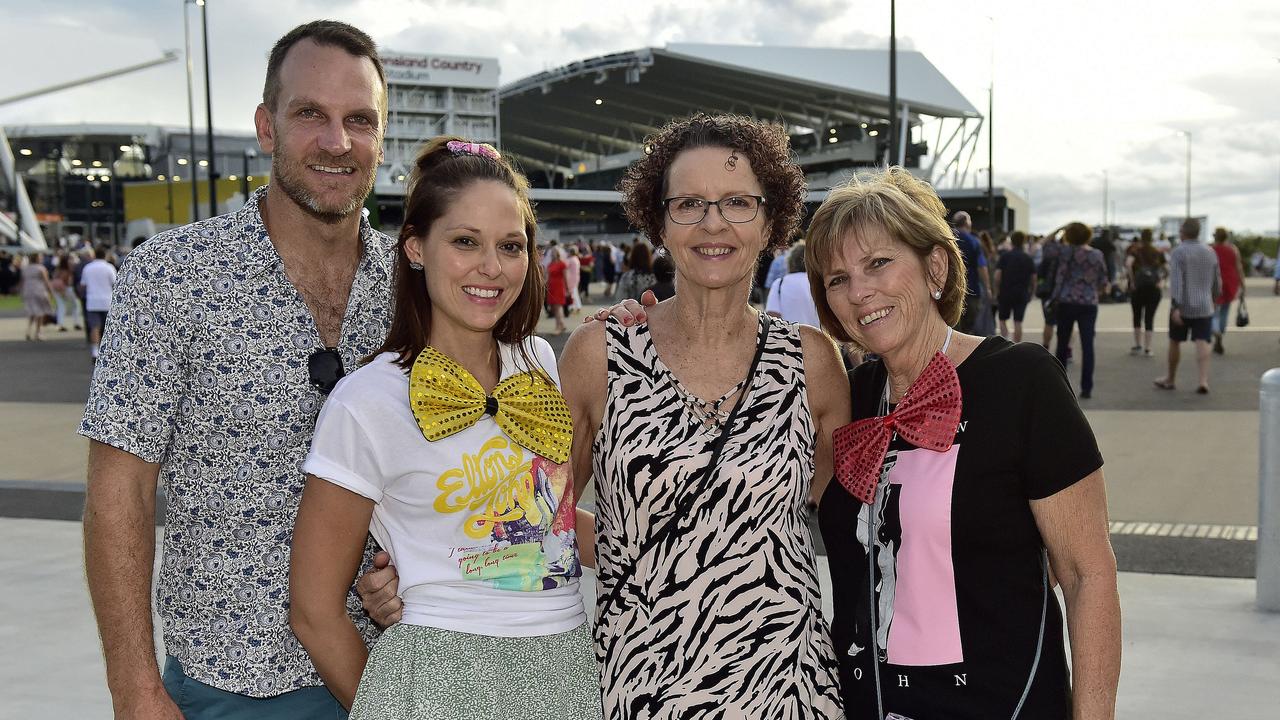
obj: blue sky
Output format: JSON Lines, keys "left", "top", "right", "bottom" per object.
{"left": 2, "top": 0, "right": 1277, "bottom": 233}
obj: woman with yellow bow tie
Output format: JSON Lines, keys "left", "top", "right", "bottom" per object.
{"left": 289, "top": 136, "right": 599, "bottom": 719}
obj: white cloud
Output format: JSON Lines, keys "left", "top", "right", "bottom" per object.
{"left": 2, "top": 0, "right": 1277, "bottom": 232}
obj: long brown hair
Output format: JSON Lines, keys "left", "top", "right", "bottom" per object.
{"left": 375, "top": 136, "right": 544, "bottom": 371}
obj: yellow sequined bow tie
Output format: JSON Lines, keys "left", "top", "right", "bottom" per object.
{"left": 408, "top": 346, "right": 572, "bottom": 464}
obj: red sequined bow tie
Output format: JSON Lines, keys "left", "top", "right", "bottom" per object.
{"left": 833, "top": 351, "right": 963, "bottom": 504}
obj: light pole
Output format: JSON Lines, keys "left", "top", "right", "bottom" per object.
{"left": 986, "top": 16, "right": 996, "bottom": 231}
{"left": 887, "top": 0, "right": 897, "bottom": 167}
{"left": 183, "top": 0, "right": 199, "bottom": 221}
{"left": 1178, "top": 130, "right": 1192, "bottom": 219}
{"left": 1100, "top": 170, "right": 1109, "bottom": 228}
{"left": 242, "top": 147, "right": 256, "bottom": 200}
{"left": 9, "top": 144, "right": 19, "bottom": 245}
{"left": 198, "top": 0, "right": 216, "bottom": 217}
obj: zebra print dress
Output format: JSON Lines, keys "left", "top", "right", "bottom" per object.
{"left": 592, "top": 315, "right": 844, "bottom": 719}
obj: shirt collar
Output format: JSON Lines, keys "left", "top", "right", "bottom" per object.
{"left": 237, "top": 185, "right": 391, "bottom": 279}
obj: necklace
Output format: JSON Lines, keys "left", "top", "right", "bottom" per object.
{"left": 880, "top": 326, "right": 955, "bottom": 415}
{"left": 671, "top": 376, "right": 749, "bottom": 430}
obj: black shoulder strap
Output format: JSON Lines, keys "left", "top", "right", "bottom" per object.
{"left": 598, "top": 314, "right": 773, "bottom": 620}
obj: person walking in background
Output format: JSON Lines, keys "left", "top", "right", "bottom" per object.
{"left": 1155, "top": 218, "right": 1221, "bottom": 394}
{"left": 1092, "top": 228, "right": 1118, "bottom": 295}
{"left": 71, "top": 247, "right": 93, "bottom": 342}
{"left": 564, "top": 244, "right": 582, "bottom": 312}
{"left": 0, "top": 250, "right": 18, "bottom": 295}
{"left": 647, "top": 253, "right": 676, "bottom": 301}
{"left": 994, "top": 230, "right": 1035, "bottom": 341}
{"left": 545, "top": 245, "right": 569, "bottom": 333}
{"left": 1273, "top": 244, "right": 1280, "bottom": 295}
{"left": 950, "top": 211, "right": 991, "bottom": 334}
{"left": 78, "top": 247, "right": 117, "bottom": 359}
{"left": 577, "top": 241, "right": 594, "bottom": 302}
{"left": 615, "top": 241, "right": 655, "bottom": 302}
{"left": 1209, "top": 227, "right": 1245, "bottom": 355}
{"left": 979, "top": 230, "right": 1000, "bottom": 331}
{"left": 765, "top": 244, "right": 789, "bottom": 293}
{"left": 51, "top": 253, "right": 84, "bottom": 333}
{"left": 594, "top": 242, "right": 614, "bottom": 297}
{"left": 1127, "top": 228, "right": 1166, "bottom": 356}
{"left": 18, "top": 252, "right": 56, "bottom": 341}
{"left": 765, "top": 240, "right": 820, "bottom": 327}
{"left": 1053, "top": 222, "right": 1109, "bottom": 399}
{"left": 611, "top": 241, "right": 627, "bottom": 296}
{"left": 1037, "top": 228, "right": 1066, "bottom": 350}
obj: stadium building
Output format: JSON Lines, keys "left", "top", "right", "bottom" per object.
{"left": 4, "top": 42, "right": 1024, "bottom": 250}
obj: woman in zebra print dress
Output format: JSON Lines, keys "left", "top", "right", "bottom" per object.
{"left": 561, "top": 114, "right": 849, "bottom": 718}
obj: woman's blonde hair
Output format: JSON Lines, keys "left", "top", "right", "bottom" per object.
{"left": 806, "top": 167, "right": 967, "bottom": 343}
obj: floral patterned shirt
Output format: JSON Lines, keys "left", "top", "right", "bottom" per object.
{"left": 1052, "top": 245, "right": 1109, "bottom": 306}
{"left": 79, "top": 186, "right": 394, "bottom": 696}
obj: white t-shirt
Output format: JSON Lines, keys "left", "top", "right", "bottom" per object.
{"left": 766, "top": 272, "right": 821, "bottom": 328}
{"left": 302, "top": 338, "right": 586, "bottom": 637}
{"left": 80, "top": 259, "right": 118, "bottom": 312}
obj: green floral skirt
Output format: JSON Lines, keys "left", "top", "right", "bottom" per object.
{"left": 350, "top": 622, "right": 600, "bottom": 719}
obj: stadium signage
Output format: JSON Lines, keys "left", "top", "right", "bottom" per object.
{"left": 381, "top": 50, "right": 499, "bottom": 89}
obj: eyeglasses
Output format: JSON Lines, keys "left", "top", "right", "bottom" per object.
{"left": 308, "top": 348, "right": 345, "bottom": 395}
{"left": 662, "top": 195, "right": 766, "bottom": 225}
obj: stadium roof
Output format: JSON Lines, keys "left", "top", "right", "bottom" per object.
{"left": 499, "top": 43, "right": 980, "bottom": 176}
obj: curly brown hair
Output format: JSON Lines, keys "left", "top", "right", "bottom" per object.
{"left": 617, "top": 113, "right": 805, "bottom": 252}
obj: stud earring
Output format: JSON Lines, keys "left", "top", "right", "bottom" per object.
{"left": 932, "top": 289, "right": 942, "bottom": 300}
{"left": 408, "top": 261, "right": 424, "bottom": 271}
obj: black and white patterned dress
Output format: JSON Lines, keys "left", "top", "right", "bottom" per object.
{"left": 592, "top": 315, "right": 844, "bottom": 719}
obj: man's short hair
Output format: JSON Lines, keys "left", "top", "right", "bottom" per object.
{"left": 952, "top": 210, "right": 971, "bottom": 227}
{"left": 262, "top": 20, "right": 386, "bottom": 114}
{"left": 1180, "top": 217, "right": 1201, "bottom": 239}
{"left": 94, "top": 246, "right": 108, "bottom": 260}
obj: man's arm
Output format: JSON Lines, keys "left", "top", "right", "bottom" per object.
{"left": 83, "top": 441, "right": 184, "bottom": 720}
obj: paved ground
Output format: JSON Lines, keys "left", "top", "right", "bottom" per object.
{"left": 4, "top": 279, "right": 1275, "bottom": 573}
{"left": 3, "top": 517, "right": 1277, "bottom": 720}
{"left": 3, "top": 278, "right": 1280, "bottom": 716}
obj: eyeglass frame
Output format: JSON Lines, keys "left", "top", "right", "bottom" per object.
{"left": 307, "top": 348, "right": 346, "bottom": 395}
{"left": 660, "top": 195, "right": 767, "bottom": 226}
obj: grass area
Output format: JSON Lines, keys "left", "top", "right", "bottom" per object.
{"left": 0, "top": 295, "right": 22, "bottom": 312}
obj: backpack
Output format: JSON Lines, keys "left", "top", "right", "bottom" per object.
{"left": 1134, "top": 263, "right": 1160, "bottom": 290}
{"left": 1035, "top": 254, "right": 1058, "bottom": 300}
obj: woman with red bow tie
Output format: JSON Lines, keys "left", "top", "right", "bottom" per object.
{"left": 806, "top": 168, "right": 1121, "bottom": 720}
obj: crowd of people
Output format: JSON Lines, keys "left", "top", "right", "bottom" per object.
{"left": 1, "top": 246, "right": 117, "bottom": 353}
{"left": 61, "top": 16, "right": 1279, "bottom": 720}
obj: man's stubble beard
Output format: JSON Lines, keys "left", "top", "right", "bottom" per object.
{"left": 271, "top": 143, "right": 378, "bottom": 226}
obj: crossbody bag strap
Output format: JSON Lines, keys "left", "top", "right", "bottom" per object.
{"left": 598, "top": 313, "right": 773, "bottom": 621}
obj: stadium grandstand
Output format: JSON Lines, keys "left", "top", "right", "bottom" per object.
{"left": 495, "top": 43, "right": 1023, "bottom": 234}
{"left": 4, "top": 42, "right": 1026, "bottom": 250}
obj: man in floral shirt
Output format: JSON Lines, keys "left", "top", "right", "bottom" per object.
{"left": 81, "top": 21, "right": 395, "bottom": 720}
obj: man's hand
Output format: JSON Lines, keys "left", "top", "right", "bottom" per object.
{"left": 356, "top": 551, "right": 402, "bottom": 628}
{"left": 1170, "top": 308, "right": 1183, "bottom": 327}
{"left": 113, "top": 685, "right": 185, "bottom": 720}
{"left": 582, "top": 290, "right": 658, "bottom": 326}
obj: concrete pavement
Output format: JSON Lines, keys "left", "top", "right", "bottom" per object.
{"left": 3, "top": 278, "right": 1280, "bottom": 716}
{"left": 3, "top": 517, "right": 1277, "bottom": 720}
